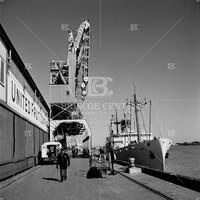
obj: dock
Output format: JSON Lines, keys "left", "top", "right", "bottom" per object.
{"left": 1, "top": 158, "right": 199, "bottom": 200}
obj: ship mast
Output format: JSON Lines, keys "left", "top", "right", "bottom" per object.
{"left": 110, "top": 114, "right": 114, "bottom": 136}
{"left": 133, "top": 91, "right": 140, "bottom": 143}
{"left": 129, "top": 101, "right": 132, "bottom": 143}
{"left": 115, "top": 108, "right": 119, "bottom": 135}
{"left": 123, "top": 109, "right": 127, "bottom": 145}
{"left": 149, "top": 100, "right": 152, "bottom": 141}
{"left": 126, "top": 86, "right": 148, "bottom": 143}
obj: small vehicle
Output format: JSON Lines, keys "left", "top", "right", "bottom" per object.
{"left": 41, "top": 142, "right": 62, "bottom": 164}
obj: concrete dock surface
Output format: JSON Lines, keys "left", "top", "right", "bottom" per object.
{"left": 115, "top": 164, "right": 200, "bottom": 200}
{"left": 0, "top": 158, "right": 199, "bottom": 200}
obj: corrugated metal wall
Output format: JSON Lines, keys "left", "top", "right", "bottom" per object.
{"left": 34, "top": 126, "right": 40, "bottom": 164}
{"left": 0, "top": 105, "right": 49, "bottom": 180}
{"left": 0, "top": 106, "right": 13, "bottom": 164}
{"left": 25, "top": 121, "right": 34, "bottom": 157}
{"left": 14, "top": 115, "right": 26, "bottom": 161}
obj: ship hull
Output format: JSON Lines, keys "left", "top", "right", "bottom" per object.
{"left": 115, "top": 138, "right": 171, "bottom": 171}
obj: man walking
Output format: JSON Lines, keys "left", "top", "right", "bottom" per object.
{"left": 99, "top": 147, "right": 105, "bottom": 163}
{"left": 56, "top": 148, "right": 70, "bottom": 182}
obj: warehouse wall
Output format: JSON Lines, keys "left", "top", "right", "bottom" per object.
{"left": 0, "top": 105, "right": 49, "bottom": 180}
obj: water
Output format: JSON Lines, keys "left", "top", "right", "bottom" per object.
{"left": 165, "top": 145, "right": 200, "bottom": 179}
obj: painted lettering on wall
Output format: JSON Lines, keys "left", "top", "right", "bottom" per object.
{"left": 7, "top": 71, "right": 48, "bottom": 132}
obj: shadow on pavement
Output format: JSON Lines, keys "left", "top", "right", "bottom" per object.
{"left": 42, "top": 177, "right": 60, "bottom": 182}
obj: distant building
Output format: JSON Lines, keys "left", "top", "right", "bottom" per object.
{"left": 0, "top": 24, "right": 49, "bottom": 180}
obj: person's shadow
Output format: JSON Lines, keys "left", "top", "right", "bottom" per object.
{"left": 42, "top": 177, "right": 60, "bottom": 182}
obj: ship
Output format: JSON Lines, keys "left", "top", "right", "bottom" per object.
{"left": 106, "top": 90, "right": 172, "bottom": 171}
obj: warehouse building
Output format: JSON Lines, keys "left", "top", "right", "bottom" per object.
{"left": 0, "top": 24, "right": 49, "bottom": 180}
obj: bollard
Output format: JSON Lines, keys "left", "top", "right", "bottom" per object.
{"left": 128, "top": 157, "right": 141, "bottom": 174}
{"left": 129, "top": 158, "right": 135, "bottom": 167}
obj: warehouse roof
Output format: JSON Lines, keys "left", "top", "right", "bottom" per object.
{"left": 0, "top": 24, "right": 49, "bottom": 112}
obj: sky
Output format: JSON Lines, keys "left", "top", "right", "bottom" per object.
{"left": 1, "top": 0, "right": 200, "bottom": 146}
